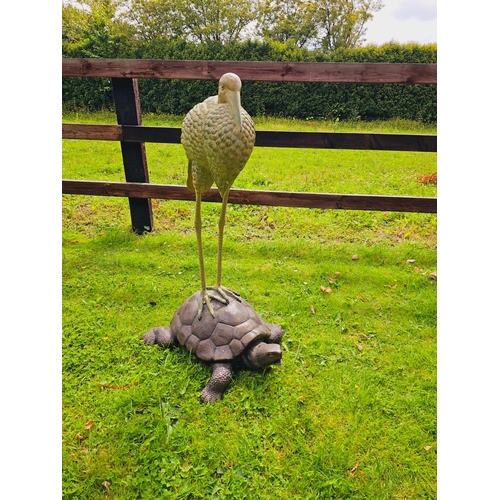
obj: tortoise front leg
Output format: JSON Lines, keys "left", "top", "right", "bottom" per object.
{"left": 200, "top": 363, "right": 233, "bottom": 403}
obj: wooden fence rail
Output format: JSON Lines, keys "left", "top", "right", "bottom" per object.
{"left": 62, "top": 59, "right": 437, "bottom": 84}
{"left": 62, "top": 124, "right": 437, "bottom": 152}
{"left": 63, "top": 180, "right": 436, "bottom": 214}
{"left": 62, "top": 58, "right": 437, "bottom": 233}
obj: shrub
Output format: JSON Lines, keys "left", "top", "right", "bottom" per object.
{"left": 62, "top": 40, "right": 436, "bottom": 122}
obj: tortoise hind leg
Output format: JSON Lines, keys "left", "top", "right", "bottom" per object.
{"left": 200, "top": 363, "right": 233, "bottom": 403}
{"left": 141, "top": 326, "right": 176, "bottom": 347}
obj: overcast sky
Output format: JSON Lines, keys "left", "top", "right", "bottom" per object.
{"left": 363, "top": 0, "right": 437, "bottom": 45}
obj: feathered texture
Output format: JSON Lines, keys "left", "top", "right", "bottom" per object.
{"left": 181, "top": 78, "right": 255, "bottom": 197}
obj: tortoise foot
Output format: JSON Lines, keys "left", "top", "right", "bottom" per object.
{"left": 141, "top": 326, "right": 174, "bottom": 347}
{"left": 200, "top": 363, "right": 233, "bottom": 404}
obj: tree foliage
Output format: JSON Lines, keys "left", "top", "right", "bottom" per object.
{"left": 314, "top": 0, "right": 384, "bottom": 51}
{"left": 257, "top": 0, "right": 383, "bottom": 51}
{"left": 181, "top": 0, "right": 257, "bottom": 43}
{"left": 257, "top": 0, "right": 317, "bottom": 47}
{"left": 120, "top": 0, "right": 257, "bottom": 44}
{"left": 121, "top": 0, "right": 185, "bottom": 42}
{"left": 62, "top": 0, "right": 134, "bottom": 57}
{"left": 63, "top": 0, "right": 384, "bottom": 54}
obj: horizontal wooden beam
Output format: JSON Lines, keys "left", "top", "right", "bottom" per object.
{"left": 62, "top": 180, "right": 437, "bottom": 213}
{"left": 62, "top": 124, "right": 123, "bottom": 141}
{"left": 62, "top": 124, "right": 437, "bottom": 152}
{"left": 62, "top": 59, "right": 437, "bottom": 84}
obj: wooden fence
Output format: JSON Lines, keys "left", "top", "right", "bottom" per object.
{"left": 62, "top": 59, "right": 437, "bottom": 234}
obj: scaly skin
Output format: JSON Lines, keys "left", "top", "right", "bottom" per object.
{"left": 141, "top": 292, "right": 285, "bottom": 403}
{"left": 200, "top": 363, "right": 233, "bottom": 403}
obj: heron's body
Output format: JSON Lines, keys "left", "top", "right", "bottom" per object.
{"left": 182, "top": 95, "right": 255, "bottom": 195}
{"left": 181, "top": 73, "right": 255, "bottom": 317}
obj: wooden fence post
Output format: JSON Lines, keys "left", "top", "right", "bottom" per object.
{"left": 111, "top": 78, "right": 153, "bottom": 234}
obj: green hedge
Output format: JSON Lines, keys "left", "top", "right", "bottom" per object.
{"left": 62, "top": 40, "right": 437, "bottom": 122}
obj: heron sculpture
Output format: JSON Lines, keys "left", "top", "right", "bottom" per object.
{"left": 181, "top": 73, "right": 256, "bottom": 319}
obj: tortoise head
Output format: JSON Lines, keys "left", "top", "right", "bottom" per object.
{"left": 244, "top": 341, "right": 282, "bottom": 370}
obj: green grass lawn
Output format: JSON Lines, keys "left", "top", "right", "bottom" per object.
{"left": 62, "top": 112, "right": 437, "bottom": 499}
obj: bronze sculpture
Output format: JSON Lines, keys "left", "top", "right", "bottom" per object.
{"left": 142, "top": 73, "right": 283, "bottom": 403}
{"left": 142, "top": 292, "right": 283, "bottom": 403}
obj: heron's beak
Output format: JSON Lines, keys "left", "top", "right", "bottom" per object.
{"left": 228, "top": 90, "right": 242, "bottom": 132}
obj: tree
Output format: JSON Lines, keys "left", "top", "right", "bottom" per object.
{"left": 121, "top": 0, "right": 184, "bottom": 41}
{"left": 256, "top": 0, "right": 383, "bottom": 52}
{"left": 257, "top": 0, "right": 317, "bottom": 48}
{"left": 122, "top": 0, "right": 257, "bottom": 45}
{"left": 180, "top": 0, "right": 258, "bottom": 44}
{"left": 62, "top": 0, "right": 384, "bottom": 55}
{"left": 62, "top": 0, "right": 134, "bottom": 57}
{"left": 314, "top": 0, "right": 384, "bottom": 52}
{"left": 62, "top": 3, "right": 90, "bottom": 46}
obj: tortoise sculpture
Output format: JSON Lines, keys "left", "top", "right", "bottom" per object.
{"left": 141, "top": 291, "right": 284, "bottom": 403}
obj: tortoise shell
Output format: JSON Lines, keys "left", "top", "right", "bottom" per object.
{"left": 169, "top": 291, "right": 273, "bottom": 363}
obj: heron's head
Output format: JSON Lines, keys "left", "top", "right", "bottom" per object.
{"left": 218, "top": 73, "right": 243, "bottom": 132}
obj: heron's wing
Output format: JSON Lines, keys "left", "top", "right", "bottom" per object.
{"left": 191, "top": 161, "right": 214, "bottom": 194}
{"left": 181, "top": 96, "right": 217, "bottom": 167}
{"left": 182, "top": 96, "right": 218, "bottom": 194}
{"left": 204, "top": 106, "right": 255, "bottom": 195}
{"left": 187, "top": 159, "right": 213, "bottom": 194}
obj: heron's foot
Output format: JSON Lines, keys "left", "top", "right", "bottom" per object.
{"left": 197, "top": 286, "right": 242, "bottom": 319}
{"left": 198, "top": 289, "right": 216, "bottom": 319}
{"left": 207, "top": 285, "right": 241, "bottom": 305}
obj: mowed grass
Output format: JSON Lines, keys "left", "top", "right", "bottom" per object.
{"left": 62, "top": 112, "right": 437, "bottom": 499}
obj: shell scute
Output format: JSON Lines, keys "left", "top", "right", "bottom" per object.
{"left": 241, "top": 325, "right": 269, "bottom": 347}
{"left": 179, "top": 297, "right": 198, "bottom": 325}
{"left": 192, "top": 311, "right": 218, "bottom": 340}
{"left": 234, "top": 318, "right": 259, "bottom": 340}
{"left": 246, "top": 305, "right": 265, "bottom": 325}
{"left": 196, "top": 339, "right": 216, "bottom": 361}
{"left": 177, "top": 325, "right": 192, "bottom": 346}
{"left": 185, "top": 334, "right": 200, "bottom": 353}
{"left": 211, "top": 323, "right": 234, "bottom": 346}
{"left": 213, "top": 345, "right": 233, "bottom": 362}
{"left": 217, "top": 299, "right": 250, "bottom": 325}
{"left": 170, "top": 313, "right": 183, "bottom": 335}
{"left": 229, "top": 338, "right": 244, "bottom": 356}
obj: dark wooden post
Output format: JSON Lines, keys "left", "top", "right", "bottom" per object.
{"left": 111, "top": 78, "right": 153, "bottom": 234}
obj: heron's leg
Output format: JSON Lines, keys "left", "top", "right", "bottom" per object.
{"left": 195, "top": 190, "right": 206, "bottom": 290}
{"left": 195, "top": 189, "right": 230, "bottom": 318}
{"left": 195, "top": 190, "right": 216, "bottom": 319}
{"left": 216, "top": 190, "right": 229, "bottom": 287}
{"left": 206, "top": 191, "right": 241, "bottom": 304}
